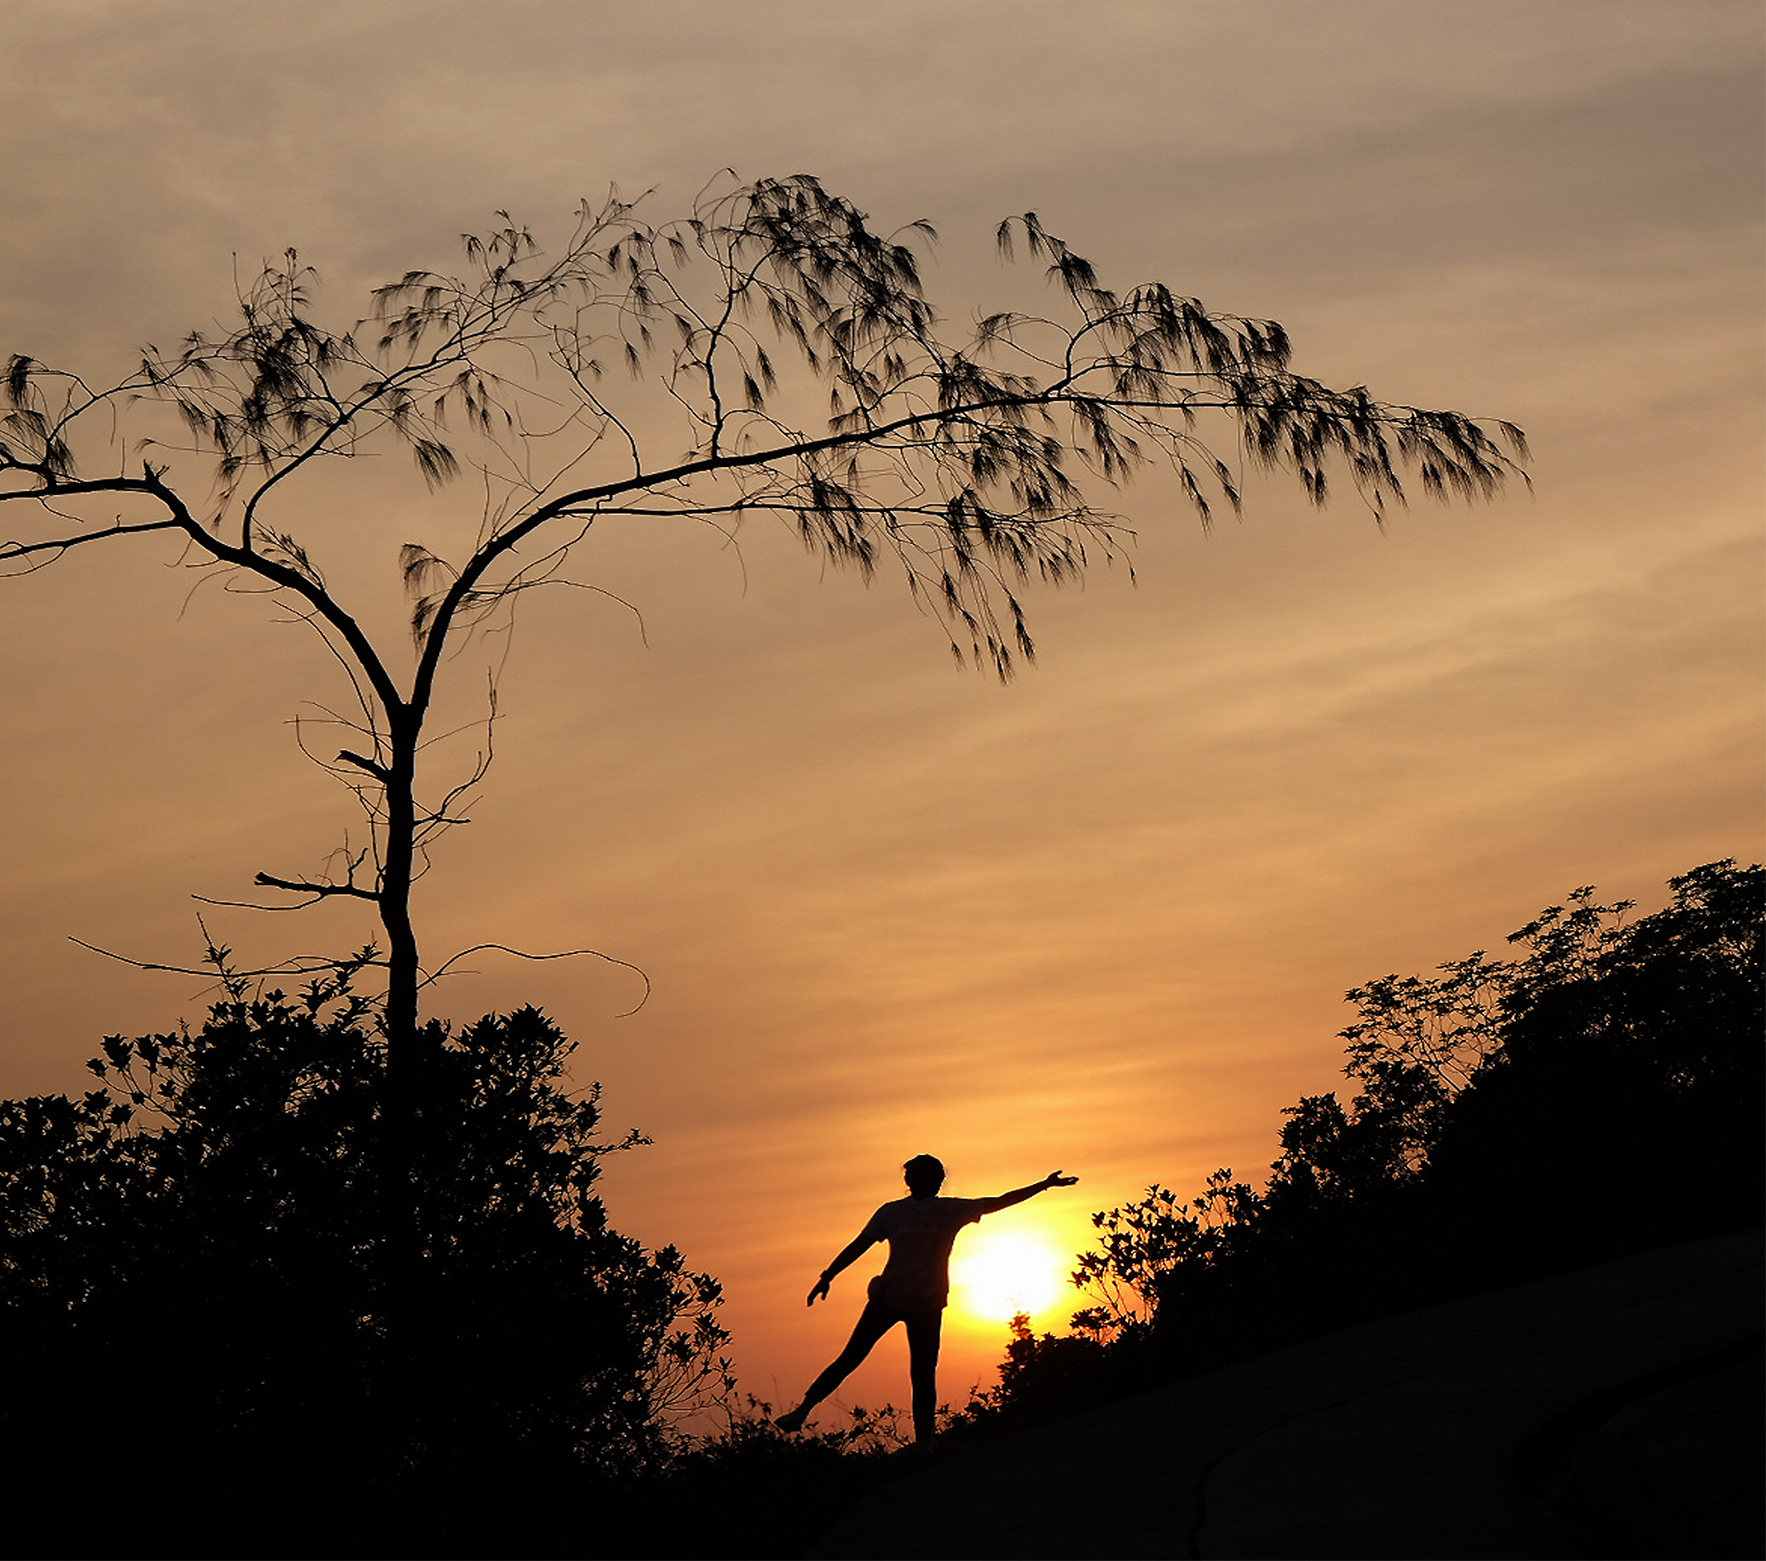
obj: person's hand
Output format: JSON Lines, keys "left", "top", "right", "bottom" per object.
{"left": 1043, "top": 1171, "right": 1079, "bottom": 1188}
{"left": 806, "top": 1275, "right": 831, "bottom": 1306}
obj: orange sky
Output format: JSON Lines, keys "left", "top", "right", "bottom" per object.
{"left": 2, "top": 2, "right": 1761, "bottom": 1417}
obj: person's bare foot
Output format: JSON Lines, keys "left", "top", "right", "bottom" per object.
{"left": 774, "top": 1405, "right": 808, "bottom": 1433}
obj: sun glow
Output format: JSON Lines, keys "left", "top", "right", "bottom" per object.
{"left": 950, "top": 1225, "right": 1070, "bottom": 1324}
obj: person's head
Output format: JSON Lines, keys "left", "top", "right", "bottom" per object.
{"left": 903, "top": 1154, "right": 945, "bottom": 1198}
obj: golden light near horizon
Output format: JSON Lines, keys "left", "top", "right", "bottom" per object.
{"left": 950, "top": 1225, "right": 1074, "bottom": 1326}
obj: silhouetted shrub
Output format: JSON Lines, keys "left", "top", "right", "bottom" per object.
{"left": 987, "top": 860, "right": 1763, "bottom": 1422}
{"left": 0, "top": 957, "right": 729, "bottom": 1555}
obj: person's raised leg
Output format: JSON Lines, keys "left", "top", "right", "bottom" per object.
{"left": 904, "top": 1309, "right": 943, "bottom": 1443}
{"left": 775, "top": 1300, "right": 897, "bottom": 1433}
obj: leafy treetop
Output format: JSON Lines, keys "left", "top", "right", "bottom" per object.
{"left": 0, "top": 173, "right": 1528, "bottom": 1044}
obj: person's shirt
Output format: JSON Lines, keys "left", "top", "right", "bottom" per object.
{"left": 855, "top": 1195, "right": 988, "bottom": 1311}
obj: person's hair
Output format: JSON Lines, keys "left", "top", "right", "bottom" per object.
{"left": 903, "top": 1155, "right": 945, "bottom": 1196}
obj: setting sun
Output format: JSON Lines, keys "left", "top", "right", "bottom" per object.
{"left": 950, "top": 1226, "right": 1072, "bottom": 1324}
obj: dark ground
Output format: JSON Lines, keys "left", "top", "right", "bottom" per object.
{"left": 810, "top": 1229, "right": 1764, "bottom": 1560}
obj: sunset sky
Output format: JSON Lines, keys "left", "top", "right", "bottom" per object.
{"left": 2, "top": 1, "right": 1760, "bottom": 1416}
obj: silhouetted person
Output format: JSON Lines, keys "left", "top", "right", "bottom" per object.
{"left": 774, "top": 1155, "right": 1078, "bottom": 1443}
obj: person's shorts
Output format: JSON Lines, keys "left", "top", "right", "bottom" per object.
{"left": 866, "top": 1274, "right": 943, "bottom": 1314}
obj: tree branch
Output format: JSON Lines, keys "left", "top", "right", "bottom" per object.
{"left": 254, "top": 871, "right": 380, "bottom": 902}
{"left": 70, "top": 935, "right": 387, "bottom": 979}
{"left": 337, "top": 749, "right": 392, "bottom": 782}
{"left": 420, "top": 941, "right": 652, "bottom": 1015}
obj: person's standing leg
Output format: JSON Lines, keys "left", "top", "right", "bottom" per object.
{"left": 903, "top": 1308, "right": 943, "bottom": 1443}
{"left": 776, "top": 1300, "right": 898, "bottom": 1432}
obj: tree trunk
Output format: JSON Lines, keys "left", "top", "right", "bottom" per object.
{"left": 376, "top": 703, "right": 436, "bottom": 1470}
{"left": 380, "top": 706, "right": 423, "bottom": 1062}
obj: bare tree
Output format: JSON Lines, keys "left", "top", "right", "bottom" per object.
{"left": 0, "top": 173, "right": 1526, "bottom": 1069}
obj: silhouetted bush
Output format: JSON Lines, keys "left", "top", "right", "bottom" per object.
{"left": 988, "top": 860, "right": 1764, "bottom": 1422}
{"left": 0, "top": 956, "right": 728, "bottom": 1556}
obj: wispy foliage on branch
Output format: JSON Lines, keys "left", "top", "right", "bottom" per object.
{"left": 0, "top": 173, "right": 1526, "bottom": 1047}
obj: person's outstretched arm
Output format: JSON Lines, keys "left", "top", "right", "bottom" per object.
{"left": 805, "top": 1226, "right": 880, "bottom": 1306}
{"left": 978, "top": 1170, "right": 1078, "bottom": 1215}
